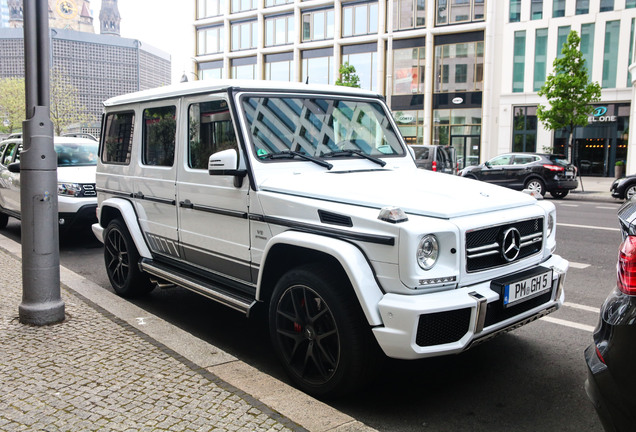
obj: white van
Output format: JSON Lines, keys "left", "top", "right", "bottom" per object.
{"left": 92, "top": 80, "right": 568, "bottom": 397}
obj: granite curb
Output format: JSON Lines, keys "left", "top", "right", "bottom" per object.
{"left": 0, "top": 235, "right": 377, "bottom": 432}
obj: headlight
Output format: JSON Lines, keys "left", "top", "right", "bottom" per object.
{"left": 417, "top": 234, "right": 439, "bottom": 270}
{"left": 547, "top": 213, "right": 555, "bottom": 237}
{"left": 58, "top": 182, "right": 82, "bottom": 196}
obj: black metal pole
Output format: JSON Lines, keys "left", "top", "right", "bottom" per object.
{"left": 19, "top": 0, "right": 64, "bottom": 325}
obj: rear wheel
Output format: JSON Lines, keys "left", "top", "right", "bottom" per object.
{"left": 550, "top": 190, "right": 569, "bottom": 199}
{"left": 525, "top": 178, "right": 546, "bottom": 196}
{"left": 269, "top": 263, "right": 382, "bottom": 398}
{"left": 0, "top": 213, "right": 8, "bottom": 229}
{"left": 103, "top": 219, "right": 154, "bottom": 297}
{"left": 625, "top": 185, "right": 636, "bottom": 200}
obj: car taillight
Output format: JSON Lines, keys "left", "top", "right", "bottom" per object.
{"left": 543, "top": 164, "right": 565, "bottom": 172}
{"left": 432, "top": 161, "right": 437, "bottom": 171}
{"left": 617, "top": 235, "right": 636, "bottom": 295}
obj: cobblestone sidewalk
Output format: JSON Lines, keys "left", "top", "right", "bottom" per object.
{"left": 0, "top": 249, "right": 303, "bottom": 432}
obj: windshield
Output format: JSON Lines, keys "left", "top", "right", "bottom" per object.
{"left": 241, "top": 95, "right": 405, "bottom": 161}
{"left": 55, "top": 141, "right": 98, "bottom": 167}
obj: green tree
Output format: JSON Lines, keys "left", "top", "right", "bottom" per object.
{"left": 336, "top": 62, "right": 361, "bottom": 88}
{"left": 50, "top": 69, "right": 91, "bottom": 136}
{"left": 0, "top": 77, "right": 26, "bottom": 134}
{"left": 537, "top": 30, "right": 601, "bottom": 160}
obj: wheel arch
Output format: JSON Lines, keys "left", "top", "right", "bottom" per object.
{"left": 257, "top": 231, "right": 384, "bottom": 326}
{"left": 98, "top": 198, "right": 152, "bottom": 258}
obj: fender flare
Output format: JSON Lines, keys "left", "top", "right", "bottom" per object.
{"left": 98, "top": 198, "right": 152, "bottom": 258}
{"left": 258, "top": 231, "right": 384, "bottom": 326}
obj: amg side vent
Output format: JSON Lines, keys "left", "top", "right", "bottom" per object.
{"left": 318, "top": 210, "right": 353, "bottom": 227}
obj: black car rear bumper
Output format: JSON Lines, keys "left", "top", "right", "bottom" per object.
{"left": 546, "top": 178, "right": 579, "bottom": 191}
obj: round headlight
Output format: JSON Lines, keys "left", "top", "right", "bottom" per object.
{"left": 417, "top": 234, "right": 439, "bottom": 270}
{"left": 547, "top": 213, "right": 555, "bottom": 237}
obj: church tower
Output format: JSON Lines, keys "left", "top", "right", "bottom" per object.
{"left": 49, "top": 0, "right": 94, "bottom": 32}
{"left": 99, "top": 0, "right": 120, "bottom": 36}
{"left": 7, "top": 0, "right": 22, "bottom": 28}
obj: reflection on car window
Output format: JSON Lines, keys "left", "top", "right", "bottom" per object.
{"left": 188, "top": 99, "right": 237, "bottom": 170}
{"left": 489, "top": 155, "right": 512, "bottom": 166}
{"left": 2, "top": 142, "right": 17, "bottom": 166}
{"left": 241, "top": 96, "right": 404, "bottom": 160}
{"left": 55, "top": 142, "right": 98, "bottom": 167}
{"left": 513, "top": 155, "right": 535, "bottom": 165}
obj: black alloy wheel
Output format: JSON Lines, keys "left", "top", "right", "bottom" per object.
{"left": 269, "top": 263, "right": 382, "bottom": 398}
{"left": 103, "top": 219, "right": 153, "bottom": 297}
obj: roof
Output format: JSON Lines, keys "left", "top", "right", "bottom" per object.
{"left": 103, "top": 79, "right": 383, "bottom": 107}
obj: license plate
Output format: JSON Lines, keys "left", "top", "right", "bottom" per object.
{"left": 503, "top": 269, "right": 553, "bottom": 307}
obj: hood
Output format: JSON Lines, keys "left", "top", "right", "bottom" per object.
{"left": 57, "top": 166, "right": 96, "bottom": 184}
{"left": 259, "top": 168, "right": 537, "bottom": 219}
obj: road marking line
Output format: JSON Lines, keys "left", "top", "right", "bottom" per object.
{"left": 540, "top": 316, "right": 595, "bottom": 332}
{"left": 596, "top": 206, "right": 618, "bottom": 210}
{"left": 557, "top": 222, "right": 620, "bottom": 232}
{"left": 559, "top": 204, "right": 579, "bottom": 207}
{"left": 563, "top": 302, "right": 600, "bottom": 313}
{"left": 568, "top": 261, "right": 590, "bottom": 269}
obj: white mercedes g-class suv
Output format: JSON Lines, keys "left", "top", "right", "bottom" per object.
{"left": 92, "top": 80, "right": 567, "bottom": 397}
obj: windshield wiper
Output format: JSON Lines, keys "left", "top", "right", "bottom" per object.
{"left": 262, "top": 150, "right": 333, "bottom": 170}
{"left": 322, "top": 150, "right": 387, "bottom": 167}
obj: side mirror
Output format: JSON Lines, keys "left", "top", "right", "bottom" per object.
{"left": 484, "top": 161, "right": 491, "bottom": 168}
{"left": 8, "top": 162, "right": 20, "bottom": 173}
{"left": 208, "top": 149, "right": 247, "bottom": 188}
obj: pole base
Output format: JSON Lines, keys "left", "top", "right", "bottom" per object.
{"left": 19, "top": 300, "right": 65, "bottom": 326}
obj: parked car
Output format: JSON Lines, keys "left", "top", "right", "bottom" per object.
{"left": 460, "top": 152, "right": 578, "bottom": 198}
{"left": 92, "top": 80, "right": 568, "bottom": 397}
{"left": 410, "top": 145, "right": 457, "bottom": 174}
{"left": 0, "top": 135, "right": 98, "bottom": 233}
{"left": 610, "top": 174, "right": 636, "bottom": 200}
{"left": 585, "top": 198, "right": 636, "bottom": 431}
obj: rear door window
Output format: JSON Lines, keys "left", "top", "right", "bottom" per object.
{"left": 102, "top": 112, "right": 135, "bottom": 165}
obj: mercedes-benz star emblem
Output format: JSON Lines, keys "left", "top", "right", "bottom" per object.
{"left": 501, "top": 228, "right": 521, "bottom": 262}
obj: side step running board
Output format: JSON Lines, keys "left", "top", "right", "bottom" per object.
{"left": 139, "top": 259, "right": 256, "bottom": 316}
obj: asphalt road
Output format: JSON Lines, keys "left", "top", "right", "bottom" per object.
{"left": 1, "top": 196, "right": 621, "bottom": 431}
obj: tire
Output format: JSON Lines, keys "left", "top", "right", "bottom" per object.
{"left": 103, "top": 219, "right": 154, "bottom": 297}
{"left": 625, "top": 185, "right": 636, "bottom": 201}
{"left": 525, "top": 178, "right": 546, "bottom": 196}
{"left": 0, "top": 213, "right": 8, "bottom": 229}
{"left": 550, "top": 190, "right": 569, "bottom": 199}
{"left": 269, "top": 263, "right": 382, "bottom": 398}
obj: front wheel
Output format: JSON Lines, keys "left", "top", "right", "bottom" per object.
{"left": 550, "top": 190, "right": 569, "bottom": 199}
{"left": 625, "top": 184, "right": 636, "bottom": 200}
{"left": 525, "top": 178, "right": 546, "bottom": 196}
{"left": 269, "top": 263, "right": 381, "bottom": 398}
{"left": 103, "top": 219, "right": 154, "bottom": 297}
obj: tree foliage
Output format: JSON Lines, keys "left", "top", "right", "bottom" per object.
{"left": 50, "top": 69, "right": 91, "bottom": 136}
{"left": 336, "top": 62, "right": 361, "bottom": 88}
{"left": 537, "top": 30, "right": 601, "bottom": 158}
{"left": 0, "top": 77, "right": 26, "bottom": 134}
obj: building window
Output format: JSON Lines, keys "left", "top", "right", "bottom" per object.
{"left": 628, "top": 19, "right": 635, "bottom": 87}
{"left": 393, "top": 110, "right": 423, "bottom": 145}
{"left": 433, "top": 108, "right": 481, "bottom": 167}
{"left": 200, "top": 60, "right": 224, "bottom": 80}
{"left": 552, "top": 0, "right": 565, "bottom": 17}
{"left": 603, "top": 20, "right": 620, "bottom": 88}
{"left": 231, "top": 0, "right": 256, "bottom": 13}
{"left": 509, "top": 0, "right": 520, "bottom": 22}
{"left": 342, "top": 50, "right": 377, "bottom": 92}
{"left": 188, "top": 99, "right": 236, "bottom": 170}
{"left": 557, "top": 26, "right": 570, "bottom": 58}
{"left": 197, "top": 0, "right": 225, "bottom": 18}
{"left": 531, "top": 0, "right": 542, "bottom": 19}
{"left": 102, "top": 112, "right": 134, "bottom": 165}
{"left": 581, "top": 23, "right": 595, "bottom": 74}
{"left": 265, "top": 53, "right": 295, "bottom": 82}
{"left": 434, "top": 41, "right": 483, "bottom": 93}
{"left": 343, "top": 2, "right": 378, "bottom": 37}
{"left": 533, "top": 28, "right": 548, "bottom": 91}
{"left": 302, "top": 51, "right": 334, "bottom": 85}
{"left": 436, "top": 0, "right": 484, "bottom": 26}
{"left": 627, "top": 0, "right": 636, "bottom": 9}
{"left": 265, "top": 0, "right": 293, "bottom": 6}
{"left": 600, "top": 0, "right": 614, "bottom": 12}
{"left": 142, "top": 106, "right": 176, "bottom": 167}
{"left": 197, "top": 26, "right": 224, "bottom": 55}
{"left": 512, "top": 30, "right": 526, "bottom": 93}
{"left": 512, "top": 106, "right": 537, "bottom": 153}
{"left": 231, "top": 57, "right": 257, "bottom": 79}
{"left": 393, "top": 46, "right": 425, "bottom": 95}
{"left": 231, "top": 20, "right": 258, "bottom": 51}
{"left": 393, "top": 0, "right": 425, "bottom": 31}
{"left": 575, "top": 0, "right": 589, "bottom": 14}
{"left": 302, "top": 9, "right": 335, "bottom": 42}
{"left": 265, "top": 14, "right": 295, "bottom": 46}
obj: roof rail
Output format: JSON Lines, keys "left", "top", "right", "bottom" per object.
{"left": 61, "top": 132, "right": 98, "bottom": 141}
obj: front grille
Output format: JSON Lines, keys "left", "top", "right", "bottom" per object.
{"left": 415, "top": 308, "right": 471, "bottom": 347}
{"left": 466, "top": 218, "right": 543, "bottom": 272}
{"left": 80, "top": 184, "right": 97, "bottom": 197}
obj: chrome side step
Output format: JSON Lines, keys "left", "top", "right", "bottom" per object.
{"left": 139, "top": 259, "right": 256, "bottom": 315}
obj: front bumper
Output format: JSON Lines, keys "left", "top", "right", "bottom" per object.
{"left": 372, "top": 254, "right": 567, "bottom": 359}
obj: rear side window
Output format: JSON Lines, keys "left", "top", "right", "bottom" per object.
{"left": 142, "top": 106, "right": 176, "bottom": 167}
{"left": 102, "top": 112, "right": 135, "bottom": 164}
{"left": 188, "top": 99, "right": 237, "bottom": 170}
{"left": 2, "top": 142, "right": 17, "bottom": 166}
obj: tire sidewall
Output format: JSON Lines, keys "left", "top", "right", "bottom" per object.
{"left": 103, "top": 219, "right": 149, "bottom": 297}
{"left": 525, "top": 178, "right": 546, "bottom": 196}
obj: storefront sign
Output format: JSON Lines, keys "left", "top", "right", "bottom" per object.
{"left": 396, "top": 114, "right": 415, "bottom": 123}
{"left": 588, "top": 106, "right": 617, "bottom": 123}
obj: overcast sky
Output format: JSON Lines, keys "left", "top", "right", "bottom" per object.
{"left": 89, "top": 0, "right": 195, "bottom": 84}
